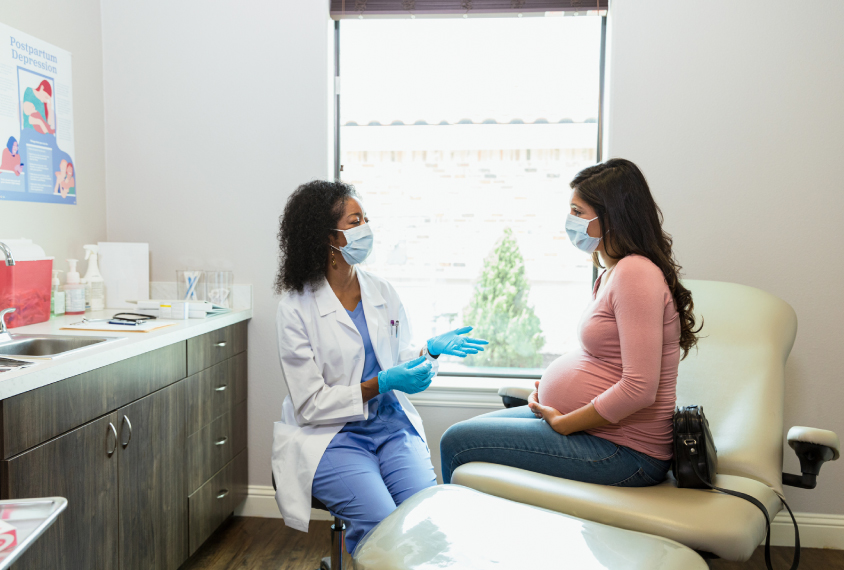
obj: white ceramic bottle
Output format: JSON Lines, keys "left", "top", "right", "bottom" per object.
{"left": 81, "top": 244, "right": 105, "bottom": 311}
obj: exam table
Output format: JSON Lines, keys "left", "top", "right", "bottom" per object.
{"left": 454, "top": 280, "right": 840, "bottom": 562}
{"left": 353, "top": 280, "right": 839, "bottom": 568}
{"left": 353, "top": 485, "right": 708, "bottom": 569}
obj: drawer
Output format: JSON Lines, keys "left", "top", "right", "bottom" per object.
{"left": 187, "top": 400, "right": 247, "bottom": 492}
{"left": 1, "top": 343, "right": 186, "bottom": 459}
{"left": 185, "top": 352, "right": 247, "bottom": 435}
{"left": 188, "top": 448, "right": 247, "bottom": 555}
{"left": 187, "top": 321, "right": 247, "bottom": 376}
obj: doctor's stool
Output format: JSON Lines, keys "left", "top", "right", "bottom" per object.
{"left": 272, "top": 473, "right": 346, "bottom": 570}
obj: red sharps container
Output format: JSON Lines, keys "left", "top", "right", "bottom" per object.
{"left": 0, "top": 259, "right": 53, "bottom": 328}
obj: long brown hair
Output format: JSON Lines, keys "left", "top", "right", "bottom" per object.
{"left": 571, "top": 158, "right": 702, "bottom": 359}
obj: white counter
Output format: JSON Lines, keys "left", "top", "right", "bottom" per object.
{"left": 0, "top": 307, "right": 252, "bottom": 400}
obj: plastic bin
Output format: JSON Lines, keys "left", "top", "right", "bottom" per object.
{"left": 0, "top": 260, "right": 53, "bottom": 328}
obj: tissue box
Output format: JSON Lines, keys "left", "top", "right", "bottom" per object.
{"left": 0, "top": 519, "right": 17, "bottom": 552}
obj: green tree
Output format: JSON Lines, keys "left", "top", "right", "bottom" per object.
{"left": 464, "top": 228, "right": 545, "bottom": 368}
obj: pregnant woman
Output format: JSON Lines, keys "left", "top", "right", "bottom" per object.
{"left": 441, "top": 158, "right": 701, "bottom": 488}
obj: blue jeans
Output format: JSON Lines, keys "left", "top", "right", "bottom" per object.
{"left": 312, "top": 393, "right": 437, "bottom": 554}
{"left": 440, "top": 406, "right": 671, "bottom": 487}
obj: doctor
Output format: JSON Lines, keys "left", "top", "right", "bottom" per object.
{"left": 272, "top": 180, "right": 488, "bottom": 553}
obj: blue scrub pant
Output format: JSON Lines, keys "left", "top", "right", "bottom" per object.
{"left": 311, "top": 394, "right": 437, "bottom": 554}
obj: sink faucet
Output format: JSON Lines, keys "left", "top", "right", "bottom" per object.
{"left": 0, "top": 308, "right": 14, "bottom": 343}
{"left": 0, "top": 242, "right": 14, "bottom": 266}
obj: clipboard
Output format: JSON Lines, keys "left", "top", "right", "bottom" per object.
{"left": 60, "top": 320, "right": 177, "bottom": 333}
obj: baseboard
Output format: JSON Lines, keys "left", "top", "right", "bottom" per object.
{"left": 237, "top": 485, "right": 844, "bottom": 550}
{"left": 234, "top": 485, "right": 332, "bottom": 521}
{"left": 771, "top": 511, "right": 844, "bottom": 549}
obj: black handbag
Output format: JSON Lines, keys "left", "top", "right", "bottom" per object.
{"left": 673, "top": 405, "right": 800, "bottom": 570}
{"left": 673, "top": 405, "right": 718, "bottom": 487}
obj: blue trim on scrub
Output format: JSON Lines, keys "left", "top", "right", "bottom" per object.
{"left": 311, "top": 301, "right": 436, "bottom": 554}
{"left": 346, "top": 300, "right": 382, "bottom": 384}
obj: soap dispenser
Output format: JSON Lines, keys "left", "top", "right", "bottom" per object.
{"left": 82, "top": 244, "right": 105, "bottom": 311}
{"left": 64, "top": 259, "right": 86, "bottom": 315}
{"left": 51, "top": 269, "right": 65, "bottom": 316}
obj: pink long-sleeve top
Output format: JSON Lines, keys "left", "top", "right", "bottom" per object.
{"left": 538, "top": 254, "right": 680, "bottom": 460}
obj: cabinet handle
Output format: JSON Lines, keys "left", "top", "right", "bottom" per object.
{"left": 215, "top": 384, "right": 227, "bottom": 392}
{"left": 214, "top": 437, "right": 228, "bottom": 446}
{"left": 107, "top": 423, "right": 118, "bottom": 457}
{"left": 121, "top": 415, "right": 132, "bottom": 448}
{"left": 216, "top": 489, "right": 229, "bottom": 500}
{"left": 214, "top": 341, "right": 227, "bottom": 347}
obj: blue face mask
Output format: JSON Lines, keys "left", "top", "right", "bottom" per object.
{"left": 565, "top": 213, "right": 601, "bottom": 253}
{"left": 332, "top": 223, "right": 374, "bottom": 265}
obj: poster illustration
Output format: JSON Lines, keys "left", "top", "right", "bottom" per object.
{"left": 0, "top": 23, "right": 75, "bottom": 205}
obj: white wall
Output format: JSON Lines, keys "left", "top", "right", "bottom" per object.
{"left": 100, "top": 1, "right": 333, "bottom": 486}
{"left": 100, "top": 0, "right": 844, "bottom": 521}
{"left": 606, "top": 0, "right": 844, "bottom": 515}
{"left": 0, "top": 0, "right": 107, "bottom": 262}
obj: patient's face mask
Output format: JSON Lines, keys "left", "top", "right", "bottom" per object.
{"left": 565, "top": 214, "right": 602, "bottom": 254}
{"left": 332, "top": 223, "right": 374, "bottom": 265}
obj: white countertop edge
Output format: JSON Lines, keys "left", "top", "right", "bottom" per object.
{"left": 0, "top": 308, "right": 252, "bottom": 400}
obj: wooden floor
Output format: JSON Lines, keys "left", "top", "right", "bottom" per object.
{"left": 180, "top": 516, "right": 844, "bottom": 570}
{"left": 180, "top": 517, "right": 350, "bottom": 570}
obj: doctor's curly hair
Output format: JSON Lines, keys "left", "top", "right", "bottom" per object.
{"left": 275, "top": 180, "right": 359, "bottom": 294}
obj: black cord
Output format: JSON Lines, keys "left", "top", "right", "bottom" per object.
{"left": 112, "top": 312, "right": 157, "bottom": 322}
{"left": 689, "top": 449, "right": 799, "bottom": 570}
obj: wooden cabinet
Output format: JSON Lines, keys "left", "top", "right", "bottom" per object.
{"left": 1, "top": 413, "right": 120, "bottom": 570}
{"left": 0, "top": 320, "right": 249, "bottom": 570}
{"left": 187, "top": 401, "right": 247, "bottom": 492}
{"left": 118, "top": 382, "right": 187, "bottom": 570}
{"left": 187, "top": 320, "right": 247, "bottom": 376}
{"left": 188, "top": 449, "right": 248, "bottom": 554}
{"left": 185, "top": 352, "right": 247, "bottom": 435}
{"left": 0, "top": 343, "right": 186, "bottom": 459}
{"left": 1, "top": 381, "right": 188, "bottom": 570}
{"left": 185, "top": 326, "right": 248, "bottom": 557}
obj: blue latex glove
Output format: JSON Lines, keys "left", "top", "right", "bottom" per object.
{"left": 377, "top": 355, "right": 434, "bottom": 395}
{"left": 427, "top": 326, "right": 489, "bottom": 357}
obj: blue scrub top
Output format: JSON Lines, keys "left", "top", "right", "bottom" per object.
{"left": 343, "top": 300, "right": 402, "bottom": 422}
{"left": 346, "top": 300, "right": 382, "bottom": 383}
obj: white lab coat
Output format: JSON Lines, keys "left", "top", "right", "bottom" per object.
{"left": 271, "top": 268, "right": 434, "bottom": 532}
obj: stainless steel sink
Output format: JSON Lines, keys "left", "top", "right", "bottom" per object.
{"left": 0, "top": 334, "right": 122, "bottom": 359}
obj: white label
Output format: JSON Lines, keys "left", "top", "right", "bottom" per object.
{"left": 53, "top": 291, "right": 65, "bottom": 314}
{"left": 65, "top": 288, "right": 84, "bottom": 313}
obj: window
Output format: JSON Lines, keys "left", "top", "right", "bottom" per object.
{"left": 339, "top": 15, "right": 604, "bottom": 377}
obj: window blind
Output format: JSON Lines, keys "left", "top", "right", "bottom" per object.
{"left": 330, "top": 0, "right": 608, "bottom": 19}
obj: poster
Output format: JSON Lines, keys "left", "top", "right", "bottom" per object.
{"left": 0, "top": 23, "right": 75, "bottom": 205}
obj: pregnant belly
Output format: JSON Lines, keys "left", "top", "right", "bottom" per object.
{"left": 537, "top": 349, "right": 620, "bottom": 415}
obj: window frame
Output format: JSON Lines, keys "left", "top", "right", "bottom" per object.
{"left": 334, "top": 14, "right": 608, "bottom": 380}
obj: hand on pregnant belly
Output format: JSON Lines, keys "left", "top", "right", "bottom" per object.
{"left": 528, "top": 386, "right": 565, "bottom": 429}
{"left": 527, "top": 380, "right": 542, "bottom": 418}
